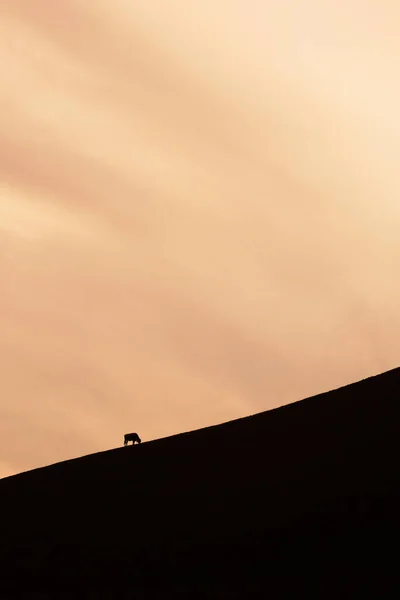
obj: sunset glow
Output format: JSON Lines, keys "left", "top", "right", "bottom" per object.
{"left": 1, "top": 1, "right": 400, "bottom": 477}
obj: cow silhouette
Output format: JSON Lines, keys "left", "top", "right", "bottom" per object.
{"left": 124, "top": 432, "right": 141, "bottom": 446}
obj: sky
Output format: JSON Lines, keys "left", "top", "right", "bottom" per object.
{"left": 1, "top": 1, "right": 400, "bottom": 478}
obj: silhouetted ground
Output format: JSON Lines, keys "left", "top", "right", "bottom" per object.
{"left": 1, "top": 368, "right": 400, "bottom": 598}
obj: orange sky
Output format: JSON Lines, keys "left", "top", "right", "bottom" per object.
{"left": 1, "top": 1, "right": 400, "bottom": 478}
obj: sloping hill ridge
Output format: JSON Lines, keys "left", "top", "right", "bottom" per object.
{"left": 1, "top": 368, "right": 400, "bottom": 598}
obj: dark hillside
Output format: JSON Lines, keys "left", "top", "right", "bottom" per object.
{"left": 1, "top": 368, "right": 400, "bottom": 598}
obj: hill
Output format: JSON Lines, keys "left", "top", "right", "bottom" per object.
{"left": 1, "top": 368, "right": 400, "bottom": 598}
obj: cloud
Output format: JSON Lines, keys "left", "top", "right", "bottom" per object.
{"left": 1, "top": 1, "right": 400, "bottom": 477}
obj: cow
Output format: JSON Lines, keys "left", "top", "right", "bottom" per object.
{"left": 124, "top": 432, "right": 141, "bottom": 446}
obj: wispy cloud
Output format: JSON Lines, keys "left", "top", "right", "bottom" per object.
{"left": 1, "top": 1, "right": 400, "bottom": 477}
